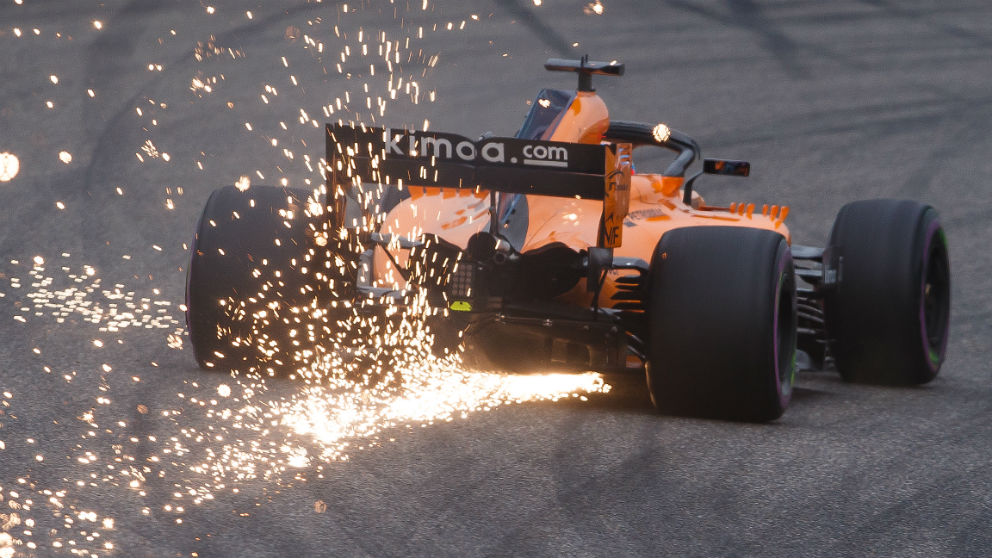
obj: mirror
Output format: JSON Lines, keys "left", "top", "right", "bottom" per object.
{"left": 704, "top": 158, "right": 750, "bottom": 177}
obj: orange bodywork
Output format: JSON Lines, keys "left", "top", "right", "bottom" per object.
{"left": 372, "top": 89, "right": 791, "bottom": 308}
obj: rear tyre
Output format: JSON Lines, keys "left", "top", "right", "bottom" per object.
{"left": 186, "top": 185, "right": 339, "bottom": 372}
{"left": 645, "top": 227, "right": 797, "bottom": 422}
{"left": 823, "top": 199, "right": 950, "bottom": 385}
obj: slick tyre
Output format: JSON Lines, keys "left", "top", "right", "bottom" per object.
{"left": 823, "top": 199, "right": 950, "bottom": 385}
{"left": 186, "top": 185, "right": 339, "bottom": 372}
{"left": 645, "top": 227, "right": 797, "bottom": 422}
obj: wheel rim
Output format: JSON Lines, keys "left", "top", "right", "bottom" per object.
{"left": 920, "top": 224, "right": 951, "bottom": 371}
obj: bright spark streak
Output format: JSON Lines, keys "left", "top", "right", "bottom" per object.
{"left": 585, "top": 1, "right": 605, "bottom": 15}
{"left": 0, "top": 152, "right": 19, "bottom": 181}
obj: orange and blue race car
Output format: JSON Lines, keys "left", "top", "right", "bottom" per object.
{"left": 185, "top": 57, "right": 951, "bottom": 421}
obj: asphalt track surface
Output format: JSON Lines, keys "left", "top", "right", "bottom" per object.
{"left": 1, "top": 1, "right": 991, "bottom": 557}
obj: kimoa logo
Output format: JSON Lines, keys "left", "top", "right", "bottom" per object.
{"left": 384, "top": 128, "right": 568, "bottom": 167}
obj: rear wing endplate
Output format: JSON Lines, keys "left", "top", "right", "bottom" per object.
{"left": 326, "top": 123, "right": 632, "bottom": 248}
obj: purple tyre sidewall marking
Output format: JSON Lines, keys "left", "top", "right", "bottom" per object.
{"left": 919, "top": 219, "right": 948, "bottom": 373}
{"left": 773, "top": 246, "right": 794, "bottom": 408}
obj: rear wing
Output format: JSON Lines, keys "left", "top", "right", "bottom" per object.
{"left": 325, "top": 123, "right": 632, "bottom": 248}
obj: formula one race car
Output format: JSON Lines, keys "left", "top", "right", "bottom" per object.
{"left": 186, "top": 57, "right": 951, "bottom": 421}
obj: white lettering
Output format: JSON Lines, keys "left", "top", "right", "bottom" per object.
{"left": 456, "top": 140, "right": 475, "bottom": 160}
{"left": 522, "top": 143, "right": 568, "bottom": 167}
{"left": 481, "top": 141, "right": 505, "bottom": 163}
{"left": 385, "top": 129, "right": 402, "bottom": 155}
{"left": 381, "top": 131, "right": 528, "bottom": 165}
{"left": 420, "top": 137, "right": 453, "bottom": 159}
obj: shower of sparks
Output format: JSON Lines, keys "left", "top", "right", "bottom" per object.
{"left": 0, "top": 3, "right": 616, "bottom": 556}
{"left": 0, "top": 153, "right": 18, "bottom": 182}
{"left": 2, "top": 253, "right": 609, "bottom": 551}
{"left": 7, "top": 257, "right": 183, "bottom": 333}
